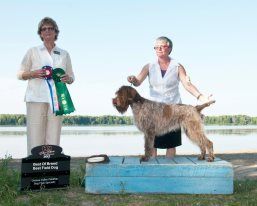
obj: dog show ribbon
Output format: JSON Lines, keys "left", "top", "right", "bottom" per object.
{"left": 43, "top": 66, "right": 75, "bottom": 116}
{"left": 52, "top": 68, "right": 75, "bottom": 115}
{"left": 42, "top": 66, "right": 59, "bottom": 113}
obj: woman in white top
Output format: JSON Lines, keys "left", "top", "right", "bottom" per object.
{"left": 128, "top": 36, "right": 211, "bottom": 158}
{"left": 17, "top": 17, "right": 75, "bottom": 155}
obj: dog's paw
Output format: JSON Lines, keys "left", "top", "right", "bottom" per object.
{"left": 198, "top": 155, "right": 205, "bottom": 160}
{"left": 140, "top": 156, "right": 150, "bottom": 162}
{"left": 207, "top": 156, "right": 215, "bottom": 162}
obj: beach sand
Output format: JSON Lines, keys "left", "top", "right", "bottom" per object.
{"left": 7, "top": 153, "right": 257, "bottom": 180}
{"left": 217, "top": 153, "right": 257, "bottom": 180}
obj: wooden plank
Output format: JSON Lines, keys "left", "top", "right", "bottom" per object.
{"left": 173, "top": 156, "right": 195, "bottom": 164}
{"left": 85, "top": 176, "right": 233, "bottom": 194}
{"left": 86, "top": 162, "right": 233, "bottom": 177}
{"left": 123, "top": 156, "right": 140, "bottom": 164}
{"left": 140, "top": 158, "right": 159, "bottom": 165}
{"left": 156, "top": 157, "right": 177, "bottom": 165}
{"left": 108, "top": 156, "right": 124, "bottom": 165}
{"left": 188, "top": 157, "right": 233, "bottom": 165}
{"left": 122, "top": 156, "right": 159, "bottom": 165}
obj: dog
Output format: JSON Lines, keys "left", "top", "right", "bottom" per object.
{"left": 112, "top": 85, "right": 216, "bottom": 162}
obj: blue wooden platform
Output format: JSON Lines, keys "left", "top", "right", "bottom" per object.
{"left": 85, "top": 156, "right": 233, "bottom": 194}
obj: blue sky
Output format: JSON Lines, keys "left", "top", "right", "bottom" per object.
{"left": 1, "top": 0, "right": 257, "bottom": 116}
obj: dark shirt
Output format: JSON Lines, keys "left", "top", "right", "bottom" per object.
{"left": 161, "top": 69, "right": 166, "bottom": 77}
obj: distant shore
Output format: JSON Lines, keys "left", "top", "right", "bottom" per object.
{"left": 1, "top": 114, "right": 257, "bottom": 126}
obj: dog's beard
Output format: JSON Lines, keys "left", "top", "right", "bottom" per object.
{"left": 115, "top": 105, "right": 129, "bottom": 114}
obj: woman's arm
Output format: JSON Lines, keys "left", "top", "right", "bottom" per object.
{"left": 17, "top": 48, "right": 46, "bottom": 80}
{"left": 179, "top": 64, "right": 211, "bottom": 103}
{"left": 61, "top": 52, "right": 74, "bottom": 84}
{"left": 127, "top": 64, "right": 149, "bottom": 86}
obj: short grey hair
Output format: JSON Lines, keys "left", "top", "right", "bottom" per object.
{"left": 156, "top": 36, "right": 173, "bottom": 53}
{"left": 37, "top": 17, "right": 59, "bottom": 41}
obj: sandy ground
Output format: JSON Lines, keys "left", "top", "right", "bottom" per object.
{"left": 7, "top": 153, "right": 257, "bottom": 180}
{"left": 217, "top": 153, "right": 257, "bottom": 180}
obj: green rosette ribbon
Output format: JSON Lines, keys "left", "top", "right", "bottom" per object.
{"left": 52, "top": 68, "right": 75, "bottom": 116}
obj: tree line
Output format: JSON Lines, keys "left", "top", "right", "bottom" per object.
{"left": 0, "top": 114, "right": 133, "bottom": 126}
{"left": 0, "top": 114, "right": 257, "bottom": 126}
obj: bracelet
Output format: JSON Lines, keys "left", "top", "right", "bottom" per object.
{"left": 132, "top": 78, "right": 138, "bottom": 86}
{"left": 68, "top": 77, "right": 73, "bottom": 84}
{"left": 197, "top": 94, "right": 202, "bottom": 100}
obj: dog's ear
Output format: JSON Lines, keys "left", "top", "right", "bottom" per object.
{"left": 127, "top": 88, "right": 144, "bottom": 104}
{"left": 133, "top": 93, "right": 144, "bottom": 103}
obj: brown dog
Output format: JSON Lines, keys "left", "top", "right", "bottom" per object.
{"left": 112, "top": 85, "right": 216, "bottom": 162}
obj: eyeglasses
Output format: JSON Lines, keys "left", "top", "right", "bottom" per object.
{"left": 41, "top": 27, "right": 55, "bottom": 32}
{"left": 154, "top": 45, "right": 170, "bottom": 50}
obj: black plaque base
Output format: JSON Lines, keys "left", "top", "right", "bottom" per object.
{"left": 20, "top": 145, "right": 70, "bottom": 191}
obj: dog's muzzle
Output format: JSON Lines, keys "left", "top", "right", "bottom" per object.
{"left": 112, "top": 98, "right": 117, "bottom": 106}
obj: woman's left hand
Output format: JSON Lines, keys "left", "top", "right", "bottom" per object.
{"left": 60, "top": 74, "right": 72, "bottom": 84}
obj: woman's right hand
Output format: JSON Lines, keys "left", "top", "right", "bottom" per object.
{"left": 127, "top": 75, "right": 137, "bottom": 85}
{"left": 30, "top": 69, "right": 46, "bottom": 79}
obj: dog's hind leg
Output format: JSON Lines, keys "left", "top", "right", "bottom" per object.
{"left": 198, "top": 143, "right": 206, "bottom": 160}
{"left": 192, "top": 133, "right": 214, "bottom": 162}
{"left": 204, "top": 137, "right": 214, "bottom": 162}
{"left": 183, "top": 125, "right": 207, "bottom": 161}
{"left": 141, "top": 132, "right": 155, "bottom": 162}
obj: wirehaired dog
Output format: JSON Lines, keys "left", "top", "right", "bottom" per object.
{"left": 112, "top": 86, "right": 216, "bottom": 162}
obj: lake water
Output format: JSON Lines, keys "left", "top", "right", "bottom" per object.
{"left": 1, "top": 125, "right": 257, "bottom": 158}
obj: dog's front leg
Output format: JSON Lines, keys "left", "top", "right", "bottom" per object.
{"left": 141, "top": 132, "right": 155, "bottom": 162}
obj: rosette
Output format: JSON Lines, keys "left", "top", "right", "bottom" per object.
{"left": 42, "top": 65, "right": 53, "bottom": 80}
{"left": 52, "top": 68, "right": 75, "bottom": 115}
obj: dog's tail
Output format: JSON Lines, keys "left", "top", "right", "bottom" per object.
{"left": 195, "top": 100, "right": 216, "bottom": 112}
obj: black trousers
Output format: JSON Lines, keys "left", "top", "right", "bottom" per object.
{"left": 154, "top": 129, "right": 182, "bottom": 149}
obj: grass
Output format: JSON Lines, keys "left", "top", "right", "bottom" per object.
{"left": 1, "top": 157, "right": 257, "bottom": 206}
